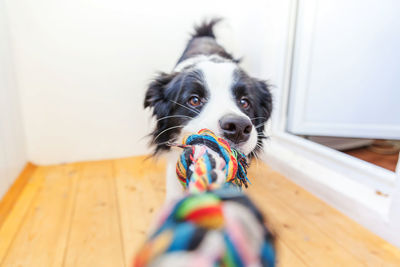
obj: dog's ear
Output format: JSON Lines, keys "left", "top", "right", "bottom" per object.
{"left": 144, "top": 72, "right": 177, "bottom": 108}
{"left": 255, "top": 79, "right": 273, "bottom": 121}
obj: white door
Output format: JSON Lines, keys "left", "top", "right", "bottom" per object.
{"left": 287, "top": 0, "right": 400, "bottom": 139}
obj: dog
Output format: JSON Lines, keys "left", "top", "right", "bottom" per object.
{"left": 144, "top": 19, "right": 272, "bottom": 200}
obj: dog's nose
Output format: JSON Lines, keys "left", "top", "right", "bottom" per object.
{"left": 219, "top": 115, "right": 252, "bottom": 143}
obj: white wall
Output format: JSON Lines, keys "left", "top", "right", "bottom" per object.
{"left": 0, "top": 0, "right": 27, "bottom": 197}
{"left": 4, "top": 0, "right": 276, "bottom": 165}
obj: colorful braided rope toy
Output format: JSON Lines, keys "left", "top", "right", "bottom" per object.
{"left": 176, "top": 129, "right": 250, "bottom": 192}
{"left": 134, "top": 129, "right": 276, "bottom": 267}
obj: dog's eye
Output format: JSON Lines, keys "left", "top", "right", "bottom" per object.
{"left": 239, "top": 97, "right": 250, "bottom": 109}
{"left": 188, "top": 96, "right": 202, "bottom": 107}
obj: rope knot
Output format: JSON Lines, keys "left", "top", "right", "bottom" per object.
{"left": 174, "top": 129, "right": 250, "bottom": 193}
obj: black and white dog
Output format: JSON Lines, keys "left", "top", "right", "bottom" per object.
{"left": 144, "top": 19, "right": 272, "bottom": 200}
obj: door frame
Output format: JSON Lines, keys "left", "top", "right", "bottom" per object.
{"left": 261, "top": 0, "right": 400, "bottom": 248}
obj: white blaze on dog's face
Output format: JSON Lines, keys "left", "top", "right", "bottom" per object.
{"left": 180, "top": 60, "right": 257, "bottom": 155}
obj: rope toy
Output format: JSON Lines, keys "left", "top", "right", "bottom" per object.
{"left": 175, "top": 129, "right": 249, "bottom": 192}
{"left": 134, "top": 129, "right": 276, "bottom": 267}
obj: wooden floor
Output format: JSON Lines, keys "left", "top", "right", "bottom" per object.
{"left": 1, "top": 156, "right": 400, "bottom": 266}
{"left": 344, "top": 147, "right": 399, "bottom": 172}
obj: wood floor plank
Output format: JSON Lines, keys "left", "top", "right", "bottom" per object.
{"left": 247, "top": 161, "right": 400, "bottom": 266}
{"left": 0, "top": 166, "right": 46, "bottom": 264}
{"left": 64, "top": 161, "right": 125, "bottom": 267}
{"left": 247, "top": 170, "right": 366, "bottom": 266}
{"left": 249, "top": 191, "right": 362, "bottom": 266}
{"left": 1, "top": 163, "right": 80, "bottom": 267}
{"left": 114, "top": 156, "right": 166, "bottom": 266}
{"left": 276, "top": 240, "right": 308, "bottom": 267}
{"left": 0, "top": 163, "right": 36, "bottom": 229}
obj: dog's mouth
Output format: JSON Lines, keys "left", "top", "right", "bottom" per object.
{"left": 225, "top": 139, "right": 245, "bottom": 153}
{"left": 216, "top": 132, "right": 253, "bottom": 155}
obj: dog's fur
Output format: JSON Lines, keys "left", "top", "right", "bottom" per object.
{"left": 144, "top": 19, "right": 272, "bottom": 200}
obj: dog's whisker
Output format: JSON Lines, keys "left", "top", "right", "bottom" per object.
{"left": 154, "top": 125, "right": 185, "bottom": 142}
{"left": 249, "top": 151, "right": 257, "bottom": 173}
{"left": 256, "top": 143, "right": 264, "bottom": 151}
{"left": 156, "top": 115, "right": 194, "bottom": 122}
{"left": 168, "top": 100, "right": 200, "bottom": 115}
{"left": 250, "top": 116, "right": 267, "bottom": 121}
{"left": 255, "top": 123, "right": 266, "bottom": 129}
{"left": 156, "top": 138, "right": 178, "bottom": 146}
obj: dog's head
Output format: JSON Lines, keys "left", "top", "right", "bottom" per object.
{"left": 144, "top": 21, "right": 272, "bottom": 156}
